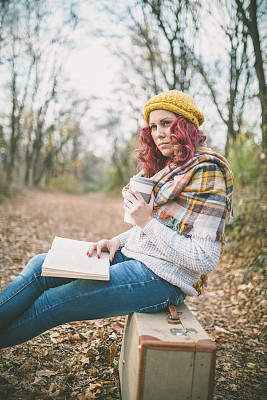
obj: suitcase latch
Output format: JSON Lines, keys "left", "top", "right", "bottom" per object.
{"left": 170, "top": 327, "right": 198, "bottom": 336}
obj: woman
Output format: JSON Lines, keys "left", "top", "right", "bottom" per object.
{"left": 0, "top": 90, "right": 233, "bottom": 348}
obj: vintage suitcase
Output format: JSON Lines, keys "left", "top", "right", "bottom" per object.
{"left": 119, "top": 303, "right": 216, "bottom": 400}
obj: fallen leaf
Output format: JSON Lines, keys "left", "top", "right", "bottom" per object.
{"left": 112, "top": 320, "right": 124, "bottom": 334}
{"left": 247, "top": 362, "right": 256, "bottom": 369}
{"left": 110, "top": 342, "right": 118, "bottom": 365}
{"left": 36, "top": 369, "right": 58, "bottom": 377}
{"left": 50, "top": 389, "right": 61, "bottom": 397}
{"left": 214, "top": 326, "right": 230, "bottom": 333}
{"left": 79, "top": 356, "right": 90, "bottom": 364}
{"left": 17, "top": 361, "right": 30, "bottom": 372}
{"left": 230, "top": 384, "right": 238, "bottom": 391}
{"left": 77, "top": 395, "right": 88, "bottom": 400}
{"left": 70, "top": 333, "right": 83, "bottom": 341}
{"left": 50, "top": 332, "right": 60, "bottom": 343}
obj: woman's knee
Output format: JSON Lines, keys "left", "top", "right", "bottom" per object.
{"left": 21, "top": 253, "right": 47, "bottom": 276}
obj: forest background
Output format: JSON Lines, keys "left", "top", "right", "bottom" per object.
{"left": 0, "top": 0, "right": 266, "bottom": 197}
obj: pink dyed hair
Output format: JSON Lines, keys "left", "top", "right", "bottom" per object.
{"left": 135, "top": 115, "right": 206, "bottom": 177}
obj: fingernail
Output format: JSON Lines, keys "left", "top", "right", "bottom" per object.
{"left": 111, "top": 258, "right": 113, "bottom": 262}
{"left": 87, "top": 252, "right": 90, "bottom": 256}
{"left": 97, "top": 255, "right": 100, "bottom": 259}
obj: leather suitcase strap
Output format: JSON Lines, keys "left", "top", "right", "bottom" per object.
{"left": 167, "top": 304, "right": 182, "bottom": 324}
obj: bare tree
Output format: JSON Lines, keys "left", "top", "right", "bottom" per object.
{"left": 100, "top": 0, "right": 201, "bottom": 97}
{"left": 235, "top": 0, "right": 266, "bottom": 153}
{"left": 140, "top": 0, "right": 201, "bottom": 92}
{"left": 194, "top": 0, "right": 252, "bottom": 155}
{"left": 4, "top": 1, "right": 39, "bottom": 180}
{"left": 0, "top": 0, "right": 83, "bottom": 184}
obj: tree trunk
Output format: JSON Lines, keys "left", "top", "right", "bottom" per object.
{"left": 236, "top": 0, "right": 267, "bottom": 153}
{"left": 24, "top": 143, "right": 33, "bottom": 185}
{"left": 7, "top": 54, "right": 18, "bottom": 182}
{"left": 249, "top": 2, "right": 267, "bottom": 153}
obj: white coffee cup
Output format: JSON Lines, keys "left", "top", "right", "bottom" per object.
{"left": 124, "top": 176, "right": 155, "bottom": 224}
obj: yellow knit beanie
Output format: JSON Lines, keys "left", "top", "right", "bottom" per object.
{"left": 144, "top": 90, "right": 204, "bottom": 128}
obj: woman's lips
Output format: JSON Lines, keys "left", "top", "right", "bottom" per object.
{"left": 158, "top": 143, "right": 170, "bottom": 147}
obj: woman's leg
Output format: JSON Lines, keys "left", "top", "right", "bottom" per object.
{"left": 0, "top": 251, "right": 185, "bottom": 348}
{"left": 0, "top": 253, "right": 74, "bottom": 330}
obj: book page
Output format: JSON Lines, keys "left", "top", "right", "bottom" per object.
{"left": 51, "top": 236, "right": 94, "bottom": 254}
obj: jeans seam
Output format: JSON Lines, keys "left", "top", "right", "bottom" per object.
{"left": 138, "top": 298, "right": 170, "bottom": 313}
{"left": 3, "top": 278, "right": 158, "bottom": 331}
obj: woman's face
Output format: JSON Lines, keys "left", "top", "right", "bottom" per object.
{"left": 149, "top": 109, "right": 176, "bottom": 158}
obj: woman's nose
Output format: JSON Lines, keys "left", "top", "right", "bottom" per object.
{"left": 155, "top": 125, "right": 166, "bottom": 137}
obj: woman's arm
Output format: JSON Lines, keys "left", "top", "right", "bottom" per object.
{"left": 113, "top": 228, "right": 133, "bottom": 248}
{"left": 142, "top": 218, "right": 221, "bottom": 274}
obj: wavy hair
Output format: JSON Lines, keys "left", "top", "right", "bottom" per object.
{"left": 135, "top": 115, "right": 206, "bottom": 177}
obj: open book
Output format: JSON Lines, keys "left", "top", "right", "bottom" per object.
{"left": 41, "top": 236, "right": 110, "bottom": 280}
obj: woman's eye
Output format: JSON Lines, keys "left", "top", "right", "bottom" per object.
{"left": 163, "top": 120, "right": 171, "bottom": 126}
{"left": 150, "top": 125, "right": 157, "bottom": 130}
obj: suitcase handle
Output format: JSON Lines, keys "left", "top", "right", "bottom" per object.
{"left": 167, "top": 304, "right": 181, "bottom": 324}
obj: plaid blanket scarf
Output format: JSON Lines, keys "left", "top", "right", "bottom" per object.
{"left": 123, "top": 148, "right": 233, "bottom": 295}
{"left": 149, "top": 147, "right": 233, "bottom": 243}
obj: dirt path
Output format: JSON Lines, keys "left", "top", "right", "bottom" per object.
{"left": 0, "top": 190, "right": 265, "bottom": 399}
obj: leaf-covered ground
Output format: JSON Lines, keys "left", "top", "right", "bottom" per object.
{"left": 0, "top": 189, "right": 266, "bottom": 399}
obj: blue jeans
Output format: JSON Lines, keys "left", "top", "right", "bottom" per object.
{"left": 0, "top": 250, "right": 185, "bottom": 348}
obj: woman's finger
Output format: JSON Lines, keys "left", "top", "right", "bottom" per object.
{"left": 96, "top": 242, "right": 104, "bottom": 259}
{"left": 107, "top": 243, "right": 115, "bottom": 262}
{"left": 124, "top": 198, "right": 130, "bottom": 208}
{"left": 108, "top": 238, "right": 120, "bottom": 262}
{"left": 149, "top": 191, "right": 155, "bottom": 206}
{"left": 126, "top": 191, "right": 136, "bottom": 203}
{"left": 87, "top": 243, "right": 97, "bottom": 257}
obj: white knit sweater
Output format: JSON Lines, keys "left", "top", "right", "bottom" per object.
{"left": 114, "top": 215, "right": 222, "bottom": 296}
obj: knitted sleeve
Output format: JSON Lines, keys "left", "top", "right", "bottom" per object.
{"left": 113, "top": 228, "right": 133, "bottom": 248}
{"left": 142, "top": 217, "right": 221, "bottom": 274}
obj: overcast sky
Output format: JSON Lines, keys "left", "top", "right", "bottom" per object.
{"left": 1, "top": 0, "right": 263, "bottom": 154}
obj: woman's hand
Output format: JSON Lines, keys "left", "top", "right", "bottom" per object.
{"left": 124, "top": 190, "right": 154, "bottom": 229}
{"left": 87, "top": 238, "right": 120, "bottom": 262}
